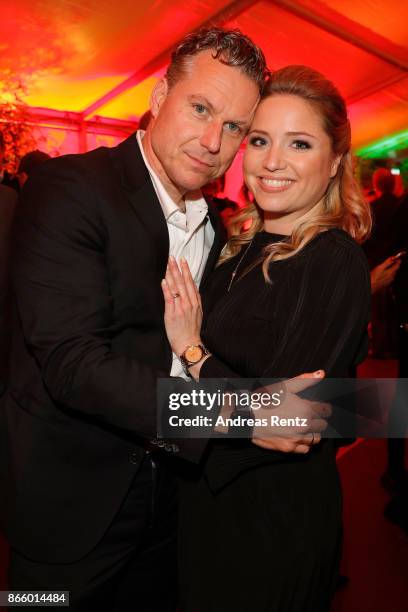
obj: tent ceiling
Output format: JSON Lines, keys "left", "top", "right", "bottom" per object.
{"left": 2, "top": 0, "right": 408, "bottom": 149}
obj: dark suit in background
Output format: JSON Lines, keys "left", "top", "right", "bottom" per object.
{"left": 386, "top": 194, "right": 408, "bottom": 487}
{"left": 0, "top": 184, "right": 17, "bottom": 397}
{"left": 0, "top": 133, "right": 224, "bottom": 610}
{"left": 364, "top": 191, "right": 401, "bottom": 357}
{"left": 0, "top": 171, "right": 20, "bottom": 193}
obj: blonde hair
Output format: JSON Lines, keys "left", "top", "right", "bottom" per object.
{"left": 219, "top": 65, "right": 372, "bottom": 281}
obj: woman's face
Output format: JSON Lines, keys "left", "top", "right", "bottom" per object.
{"left": 243, "top": 94, "right": 341, "bottom": 233}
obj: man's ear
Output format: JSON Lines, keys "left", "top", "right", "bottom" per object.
{"left": 150, "top": 78, "right": 168, "bottom": 118}
{"left": 330, "top": 154, "right": 342, "bottom": 178}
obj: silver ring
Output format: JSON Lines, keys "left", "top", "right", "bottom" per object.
{"left": 172, "top": 292, "right": 180, "bottom": 299}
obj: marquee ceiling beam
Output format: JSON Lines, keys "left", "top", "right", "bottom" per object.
{"left": 81, "top": 0, "right": 260, "bottom": 120}
{"left": 347, "top": 73, "right": 408, "bottom": 106}
{"left": 26, "top": 107, "right": 137, "bottom": 132}
{"left": 271, "top": 0, "right": 408, "bottom": 72}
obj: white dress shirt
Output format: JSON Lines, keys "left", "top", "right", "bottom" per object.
{"left": 136, "top": 130, "right": 214, "bottom": 377}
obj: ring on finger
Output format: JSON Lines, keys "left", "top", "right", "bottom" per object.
{"left": 172, "top": 292, "right": 180, "bottom": 299}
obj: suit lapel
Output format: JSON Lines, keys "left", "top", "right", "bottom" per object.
{"left": 200, "top": 198, "right": 227, "bottom": 288}
{"left": 111, "top": 134, "right": 226, "bottom": 289}
{"left": 110, "top": 133, "right": 169, "bottom": 281}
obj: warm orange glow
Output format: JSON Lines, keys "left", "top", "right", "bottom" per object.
{"left": 96, "top": 76, "right": 160, "bottom": 122}
{"left": 350, "top": 89, "right": 408, "bottom": 149}
{"left": 324, "top": 0, "right": 407, "bottom": 46}
{"left": 24, "top": 75, "right": 130, "bottom": 113}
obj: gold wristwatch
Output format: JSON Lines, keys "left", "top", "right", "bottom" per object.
{"left": 179, "top": 344, "right": 210, "bottom": 377}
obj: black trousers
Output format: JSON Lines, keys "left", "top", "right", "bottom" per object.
{"left": 387, "top": 326, "right": 408, "bottom": 473}
{"left": 8, "top": 453, "right": 178, "bottom": 611}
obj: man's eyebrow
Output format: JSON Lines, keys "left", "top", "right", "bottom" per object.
{"left": 188, "top": 95, "right": 216, "bottom": 113}
{"left": 230, "top": 118, "right": 250, "bottom": 127}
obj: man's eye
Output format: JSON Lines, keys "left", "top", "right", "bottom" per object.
{"left": 292, "top": 140, "right": 311, "bottom": 150}
{"left": 225, "top": 122, "right": 241, "bottom": 134}
{"left": 249, "top": 136, "right": 267, "bottom": 147}
{"left": 193, "top": 104, "right": 207, "bottom": 115}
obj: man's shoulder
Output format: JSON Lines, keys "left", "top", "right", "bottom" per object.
{"left": 32, "top": 133, "right": 144, "bottom": 194}
{"left": 35, "top": 145, "right": 113, "bottom": 181}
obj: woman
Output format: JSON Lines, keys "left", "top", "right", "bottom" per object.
{"left": 162, "top": 66, "right": 371, "bottom": 611}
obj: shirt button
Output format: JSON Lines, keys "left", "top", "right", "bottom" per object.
{"left": 129, "top": 451, "right": 139, "bottom": 465}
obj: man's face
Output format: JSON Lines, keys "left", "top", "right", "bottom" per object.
{"left": 149, "top": 50, "right": 260, "bottom": 195}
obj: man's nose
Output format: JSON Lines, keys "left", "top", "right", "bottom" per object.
{"left": 263, "top": 145, "right": 286, "bottom": 171}
{"left": 200, "top": 122, "right": 223, "bottom": 154}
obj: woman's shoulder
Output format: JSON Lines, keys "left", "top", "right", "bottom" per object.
{"left": 290, "top": 229, "right": 371, "bottom": 295}
{"left": 308, "top": 228, "right": 369, "bottom": 269}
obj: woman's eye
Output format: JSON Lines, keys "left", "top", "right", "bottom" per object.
{"left": 249, "top": 136, "right": 267, "bottom": 147}
{"left": 292, "top": 140, "right": 311, "bottom": 150}
{"left": 193, "top": 104, "right": 207, "bottom": 115}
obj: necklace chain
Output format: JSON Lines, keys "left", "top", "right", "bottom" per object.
{"left": 226, "top": 239, "right": 254, "bottom": 292}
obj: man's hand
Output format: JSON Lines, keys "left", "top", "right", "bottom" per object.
{"left": 371, "top": 256, "right": 401, "bottom": 295}
{"left": 251, "top": 371, "right": 330, "bottom": 454}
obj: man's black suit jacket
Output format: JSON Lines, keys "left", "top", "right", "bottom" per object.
{"left": 0, "top": 184, "right": 17, "bottom": 395}
{"left": 0, "top": 133, "right": 225, "bottom": 563}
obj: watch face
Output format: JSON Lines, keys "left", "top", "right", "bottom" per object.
{"left": 185, "top": 345, "right": 203, "bottom": 363}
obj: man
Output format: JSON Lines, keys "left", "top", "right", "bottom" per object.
{"left": 365, "top": 168, "right": 400, "bottom": 266}
{"left": 0, "top": 184, "right": 17, "bottom": 396}
{"left": 1, "top": 28, "right": 324, "bottom": 610}
{"left": 364, "top": 168, "right": 400, "bottom": 357}
{"left": 0, "top": 133, "right": 19, "bottom": 192}
{"left": 380, "top": 193, "right": 408, "bottom": 532}
{"left": 202, "top": 176, "right": 239, "bottom": 228}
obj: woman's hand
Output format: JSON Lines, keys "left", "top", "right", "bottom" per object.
{"left": 161, "top": 256, "right": 203, "bottom": 357}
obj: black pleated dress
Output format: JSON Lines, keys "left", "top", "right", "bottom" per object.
{"left": 178, "top": 228, "right": 371, "bottom": 612}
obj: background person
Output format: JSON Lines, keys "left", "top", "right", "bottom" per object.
{"left": 0, "top": 184, "right": 17, "bottom": 397}
{"left": 0, "top": 133, "right": 19, "bottom": 192}
{"left": 17, "top": 149, "right": 51, "bottom": 188}
{"left": 364, "top": 168, "right": 400, "bottom": 357}
{"left": 202, "top": 176, "right": 239, "bottom": 228}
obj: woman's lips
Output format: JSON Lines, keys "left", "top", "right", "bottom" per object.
{"left": 257, "top": 176, "right": 295, "bottom": 193}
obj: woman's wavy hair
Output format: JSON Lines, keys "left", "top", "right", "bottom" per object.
{"left": 220, "top": 65, "right": 372, "bottom": 280}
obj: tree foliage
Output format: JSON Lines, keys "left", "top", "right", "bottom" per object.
{"left": 0, "top": 71, "right": 37, "bottom": 173}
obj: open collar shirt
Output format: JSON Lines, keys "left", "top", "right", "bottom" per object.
{"left": 136, "top": 130, "right": 214, "bottom": 377}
